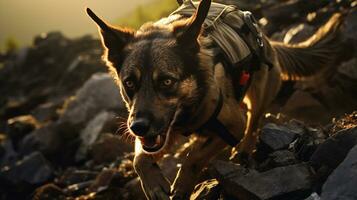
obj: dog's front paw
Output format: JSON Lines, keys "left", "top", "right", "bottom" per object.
{"left": 145, "top": 187, "right": 170, "bottom": 200}
{"left": 141, "top": 173, "right": 171, "bottom": 200}
{"left": 171, "top": 190, "right": 189, "bottom": 200}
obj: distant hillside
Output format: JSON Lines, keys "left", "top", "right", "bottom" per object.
{"left": 115, "top": 0, "right": 178, "bottom": 29}
{"left": 0, "top": 0, "right": 155, "bottom": 51}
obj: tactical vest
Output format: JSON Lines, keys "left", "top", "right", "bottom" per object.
{"left": 171, "top": 0, "right": 273, "bottom": 102}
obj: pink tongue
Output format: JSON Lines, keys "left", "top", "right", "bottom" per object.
{"left": 141, "top": 137, "right": 156, "bottom": 147}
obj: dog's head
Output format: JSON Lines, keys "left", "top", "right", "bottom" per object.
{"left": 87, "top": 0, "right": 212, "bottom": 153}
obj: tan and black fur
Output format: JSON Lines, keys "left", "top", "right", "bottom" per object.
{"left": 86, "top": 0, "right": 343, "bottom": 199}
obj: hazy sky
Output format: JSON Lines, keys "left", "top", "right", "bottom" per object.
{"left": 0, "top": 0, "right": 153, "bottom": 48}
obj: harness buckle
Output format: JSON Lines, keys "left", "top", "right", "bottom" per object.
{"left": 243, "top": 11, "right": 264, "bottom": 48}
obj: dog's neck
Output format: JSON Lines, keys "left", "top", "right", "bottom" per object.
{"left": 176, "top": 37, "right": 222, "bottom": 134}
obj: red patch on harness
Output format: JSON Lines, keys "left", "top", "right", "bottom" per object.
{"left": 239, "top": 71, "right": 250, "bottom": 85}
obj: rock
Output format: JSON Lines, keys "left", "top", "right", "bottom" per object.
{"left": 211, "top": 161, "right": 312, "bottom": 200}
{"left": 56, "top": 169, "right": 98, "bottom": 187}
{"left": 282, "top": 90, "right": 330, "bottom": 124}
{"left": 0, "top": 151, "right": 53, "bottom": 185}
{"left": 19, "top": 73, "right": 127, "bottom": 165}
{"left": 259, "top": 123, "right": 301, "bottom": 152}
{"left": 190, "top": 179, "right": 222, "bottom": 200}
{"left": 269, "top": 150, "right": 298, "bottom": 167}
{"left": 304, "top": 192, "right": 321, "bottom": 200}
{"left": 33, "top": 32, "right": 67, "bottom": 46}
{"left": 320, "top": 145, "right": 357, "bottom": 200}
{"left": 0, "top": 139, "right": 19, "bottom": 167}
{"left": 88, "top": 168, "right": 116, "bottom": 193}
{"left": 31, "top": 101, "right": 61, "bottom": 123}
{"left": 13, "top": 47, "right": 29, "bottom": 67}
{"left": 75, "top": 187, "right": 130, "bottom": 200}
{"left": 75, "top": 111, "right": 117, "bottom": 162}
{"left": 284, "top": 60, "right": 357, "bottom": 125}
{"left": 310, "top": 127, "right": 357, "bottom": 184}
{"left": 64, "top": 180, "right": 94, "bottom": 194}
{"left": 293, "top": 127, "right": 326, "bottom": 161}
{"left": 33, "top": 183, "right": 66, "bottom": 200}
{"left": 0, "top": 139, "right": 4, "bottom": 158}
{"left": 316, "top": 80, "right": 357, "bottom": 121}
{"left": 19, "top": 123, "right": 58, "bottom": 155}
{"left": 18, "top": 120, "right": 83, "bottom": 167}
{"left": 77, "top": 187, "right": 130, "bottom": 200}
{"left": 0, "top": 32, "right": 105, "bottom": 120}
{"left": 6, "top": 115, "right": 39, "bottom": 149}
{"left": 91, "top": 133, "right": 133, "bottom": 164}
{"left": 292, "top": 137, "right": 313, "bottom": 161}
{"left": 59, "top": 73, "right": 125, "bottom": 127}
{"left": 18, "top": 72, "right": 128, "bottom": 165}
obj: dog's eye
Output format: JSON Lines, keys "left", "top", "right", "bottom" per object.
{"left": 160, "top": 78, "right": 175, "bottom": 88}
{"left": 164, "top": 79, "right": 173, "bottom": 86}
{"left": 124, "top": 80, "right": 135, "bottom": 89}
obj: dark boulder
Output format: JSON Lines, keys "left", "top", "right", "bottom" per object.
{"left": 56, "top": 168, "right": 98, "bottom": 187}
{"left": 75, "top": 111, "right": 118, "bottom": 162}
{"left": 0, "top": 151, "right": 53, "bottom": 185}
{"left": 309, "top": 127, "right": 357, "bottom": 189}
{"left": 293, "top": 126, "right": 327, "bottom": 162}
{"left": 59, "top": 73, "right": 125, "bottom": 127}
{"left": 211, "top": 161, "right": 312, "bottom": 200}
{"left": 19, "top": 122, "right": 80, "bottom": 166}
{"left": 258, "top": 122, "right": 302, "bottom": 152}
{"left": 90, "top": 133, "right": 133, "bottom": 164}
{"left": 5, "top": 115, "right": 39, "bottom": 149}
{"left": 282, "top": 91, "right": 330, "bottom": 124}
{"left": 0, "top": 139, "right": 19, "bottom": 168}
{"left": 269, "top": 150, "right": 298, "bottom": 167}
{"left": 320, "top": 145, "right": 357, "bottom": 200}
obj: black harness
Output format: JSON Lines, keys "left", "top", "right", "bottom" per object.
{"left": 196, "top": 90, "right": 240, "bottom": 146}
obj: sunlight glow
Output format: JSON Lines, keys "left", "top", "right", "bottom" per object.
{"left": 242, "top": 96, "right": 252, "bottom": 135}
{"left": 135, "top": 137, "right": 142, "bottom": 153}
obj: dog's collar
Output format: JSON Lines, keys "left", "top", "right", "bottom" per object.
{"left": 195, "top": 89, "right": 240, "bottom": 147}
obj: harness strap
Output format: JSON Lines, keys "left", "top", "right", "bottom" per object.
{"left": 196, "top": 90, "right": 240, "bottom": 147}
{"left": 241, "top": 11, "right": 274, "bottom": 70}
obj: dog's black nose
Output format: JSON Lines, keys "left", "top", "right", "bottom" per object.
{"left": 130, "top": 118, "right": 150, "bottom": 136}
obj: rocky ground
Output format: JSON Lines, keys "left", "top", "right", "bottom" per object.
{"left": 0, "top": 0, "right": 356, "bottom": 200}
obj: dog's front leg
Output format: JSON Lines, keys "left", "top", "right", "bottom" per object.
{"left": 171, "top": 135, "right": 227, "bottom": 199}
{"left": 133, "top": 139, "right": 171, "bottom": 200}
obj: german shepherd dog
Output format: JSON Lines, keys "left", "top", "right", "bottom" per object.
{"left": 86, "top": 0, "right": 342, "bottom": 199}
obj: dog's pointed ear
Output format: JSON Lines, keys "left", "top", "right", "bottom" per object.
{"left": 173, "top": 0, "right": 211, "bottom": 47}
{"left": 86, "top": 8, "right": 134, "bottom": 54}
